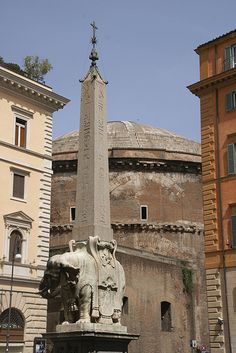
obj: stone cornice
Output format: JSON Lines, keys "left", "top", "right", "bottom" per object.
{"left": 0, "top": 271, "right": 41, "bottom": 285}
{"left": 52, "top": 158, "right": 202, "bottom": 175}
{"left": 187, "top": 68, "right": 236, "bottom": 97}
{"left": 0, "top": 66, "right": 70, "bottom": 112}
{"left": 50, "top": 222, "right": 203, "bottom": 235}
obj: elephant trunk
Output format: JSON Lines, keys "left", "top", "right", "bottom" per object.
{"left": 38, "top": 276, "right": 61, "bottom": 299}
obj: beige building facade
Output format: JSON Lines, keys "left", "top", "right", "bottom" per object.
{"left": 0, "top": 66, "right": 69, "bottom": 353}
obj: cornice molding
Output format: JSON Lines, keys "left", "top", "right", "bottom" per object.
{"left": 187, "top": 68, "right": 236, "bottom": 97}
{"left": 50, "top": 222, "right": 203, "bottom": 235}
{"left": 0, "top": 66, "right": 70, "bottom": 112}
{"left": 52, "top": 158, "right": 202, "bottom": 175}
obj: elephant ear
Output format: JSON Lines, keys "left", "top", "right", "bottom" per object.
{"left": 62, "top": 265, "right": 80, "bottom": 284}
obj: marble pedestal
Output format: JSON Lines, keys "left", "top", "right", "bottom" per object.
{"left": 43, "top": 324, "right": 139, "bottom": 353}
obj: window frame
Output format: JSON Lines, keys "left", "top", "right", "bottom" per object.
{"left": 3, "top": 211, "right": 33, "bottom": 265}
{"left": 231, "top": 215, "right": 236, "bottom": 249}
{"left": 70, "top": 207, "right": 76, "bottom": 222}
{"left": 140, "top": 205, "right": 148, "bottom": 222}
{"left": 15, "top": 117, "right": 27, "bottom": 148}
{"left": 227, "top": 143, "right": 236, "bottom": 175}
{"left": 226, "top": 91, "right": 236, "bottom": 112}
{"left": 9, "top": 230, "right": 23, "bottom": 263}
{"left": 10, "top": 167, "right": 30, "bottom": 202}
{"left": 12, "top": 107, "right": 32, "bottom": 149}
{"left": 224, "top": 44, "right": 236, "bottom": 71}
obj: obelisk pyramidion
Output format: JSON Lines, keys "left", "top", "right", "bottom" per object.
{"left": 72, "top": 22, "right": 113, "bottom": 242}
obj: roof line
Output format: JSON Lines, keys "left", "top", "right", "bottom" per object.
{"left": 196, "top": 29, "right": 236, "bottom": 52}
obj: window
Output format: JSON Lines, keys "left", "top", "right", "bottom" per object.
{"left": 161, "top": 301, "right": 172, "bottom": 332}
{"left": 227, "top": 144, "right": 236, "bottom": 174}
{"left": 70, "top": 207, "right": 76, "bottom": 222}
{"left": 13, "top": 173, "right": 25, "bottom": 199}
{"left": 0, "top": 308, "right": 24, "bottom": 343}
{"left": 224, "top": 44, "right": 236, "bottom": 71}
{"left": 11, "top": 168, "right": 29, "bottom": 201}
{"left": 226, "top": 91, "right": 236, "bottom": 111}
{"left": 15, "top": 117, "right": 27, "bottom": 147}
{"left": 140, "top": 205, "right": 148, "bottom": 222}
{"left": 4, "top": 211, "right": 33, "bottom": 265}
{"left": 122, "top": 296, "right": 129, "bottom": 315}
{"left": 231, "top": 215, "right": 236, "bottom": 248}
{"left": 9, "top": 230, "right": 22, "bottom": 263}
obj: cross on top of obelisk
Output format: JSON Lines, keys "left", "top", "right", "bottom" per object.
{"left": 91, "top": 21, "right": 97, "bottom": 48}
{"left": 89, "top": 21, "right": 99, "bottom": 65}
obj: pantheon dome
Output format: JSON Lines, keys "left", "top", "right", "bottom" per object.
{"left": 53, "top": 120, "right": 200, "bottom": 161}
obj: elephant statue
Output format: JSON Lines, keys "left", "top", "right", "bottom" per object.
{"left": 39, "top": 237, "right": 125, "bottom": 326}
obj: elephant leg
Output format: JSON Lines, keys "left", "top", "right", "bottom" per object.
{"left": 76, "top": 285, "right": 92, "bottom": 323}
{"left": 61, "top": 290, "right": 73, "bottom": 324}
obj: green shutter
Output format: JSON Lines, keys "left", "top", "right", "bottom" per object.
{"left": 226, "top": 92, "right": 233, "bottom": 111}
{"left": 225, "top": 46, "right": 231, "bottom": 71}
{"left": 231, "top": 215, "right": 236, "bottom": 248}
{"left": 228, "top": 144, "right": 236, "bottom": 174}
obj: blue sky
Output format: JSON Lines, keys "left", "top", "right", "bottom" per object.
{"left": 1, "top": 0, "right": 236, "bottom": 141}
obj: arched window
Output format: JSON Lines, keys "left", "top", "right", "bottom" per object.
{"left": 9, "top": 230, "right": 22, "bottom": 263}
{"left": 0, "top": 308, "right": 24, "bottom": 342}
{"left": 161, "top": 301, "right": 172, "bottom": 332}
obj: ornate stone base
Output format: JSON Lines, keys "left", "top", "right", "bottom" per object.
{"left": 43, "top": 328, "right": 139, "bottom": 353}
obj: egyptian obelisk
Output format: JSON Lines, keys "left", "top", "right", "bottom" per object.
{"left": 72, "top": 21, "right": 113, "bottom": 242}
{"left": 42, "top": 23, "right": 139, "bottom": 353}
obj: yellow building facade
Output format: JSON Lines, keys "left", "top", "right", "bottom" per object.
{"left": 0, "top": 66, "right": 69, "bottom": 353}
{"left": 189, "top": 30, "right": 236, "bottom": 353}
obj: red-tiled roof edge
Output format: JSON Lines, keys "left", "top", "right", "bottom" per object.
{"left": 195, "top": 29, "right": 236, "bottom": 53}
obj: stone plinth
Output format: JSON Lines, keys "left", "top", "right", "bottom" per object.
{"left": 43, "top": 325, "right": 139, "bottom": 353}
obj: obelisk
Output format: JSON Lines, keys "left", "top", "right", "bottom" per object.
{"left": 72, "top": 21, "right": 113, "bottom": 242}
{"left": 42, "top": 23, "right": 139, "bottom": 352}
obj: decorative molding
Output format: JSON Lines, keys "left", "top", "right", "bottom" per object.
{"left": 50, "top": 222, "right": 203, "bottom": 236}
{"left": 4, "top": 211, "right": 33, "bottom": 230}
{"left": 52, "top": 158, "right": 202, "bottom": 175}
{"left": 188, "top": 68, "right": 236, "bottom": 97}
{"left": 0, "top": 66, "right": 70, "bottom": 113}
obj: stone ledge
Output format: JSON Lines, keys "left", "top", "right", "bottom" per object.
{"left": 56, "top": 322, "right": 127, "bottom": 334}
{"left": 50, "top": 222, "right": 203, "bottom": 235}
{"left": 52, "top": 158, "right": 202, "bottom": 174}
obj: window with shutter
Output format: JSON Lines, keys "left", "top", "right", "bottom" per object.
{"left": 225, "top": 91, "right": 236, "bottom": 112}
{"left": 228, "top": 144, "right": 236, "bottom": 174}
{"left": 232, "top": 215, "right": 236, "bottom": 248}
{"left": 15, "top": 118, "right": 27, "bottom": 147}
{"left": 224, "top": 44, "right": 236, "bottom": 71}
{"left": 13, "top": 173, "right": 25, "bottom": 199}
